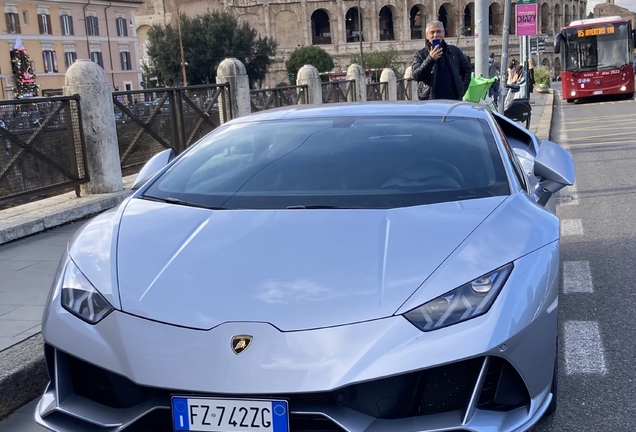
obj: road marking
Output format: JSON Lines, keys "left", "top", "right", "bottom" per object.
{"left": 561, "top": 219, "right": 583, "bottom": 236}
{"left": 563, "top": 261, "right": 593, "bottom": 293}
{"left": 564, "top": 321, "right": 607, "bottom": 375}
{"left": 557, "top": 184, "right": 578, "bottom": 206}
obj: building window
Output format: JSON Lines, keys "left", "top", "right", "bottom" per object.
{"left": 5, "top": 12, "right": 20, "bottom": 33}
{"left": 86, "top": 15, "right": 99, "bottom": 36}
{"left": 22, "top": 11, "right": 28, "bottom": 24}
{"left": 116, "top": 17, "right": 128, "bottom": 36}
{"left": 64, "top": 51, "right": 77, "bottom": 68}
{"left": 38, "top": 13, "right": 52, "bottom": 34}
{"left": 120, "top": 51, "right": 132, "bottom": 70}
{"left": 61, "top": 14, "right": 74, "bottom": 35}
{"left": 42, "top": 50, "right": 58, "bottom": 73}
{"left": 90, "top": 51, "right": 103, "bottom": 68}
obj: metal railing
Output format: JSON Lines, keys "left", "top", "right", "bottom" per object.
{"left": 322, "top": 80, "right": 355, "bottom": 103}
{"left": 366, "top": 82, "right": 388, "bottom": 101}
{"left": 0, "top": 96, "right": 88, "bottom": 207}
{"left": 250, "top": 85, "right": 308, "bottom": 112}
{"left": 113, "top": 84, "right": 230, "bottom": 172}
{"left": 397, "top": 78, "right": 414, "bottom": 100}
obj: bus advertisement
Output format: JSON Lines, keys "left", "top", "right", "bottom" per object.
{"left": 554, "top": 16, "right": 635, "bottom": 102}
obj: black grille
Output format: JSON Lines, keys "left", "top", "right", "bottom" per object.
{"left": 59, "top": 348, "right": 523, "bottom": 427}
{"left": 477, "top": 357, "right": 530, "bottom": 411}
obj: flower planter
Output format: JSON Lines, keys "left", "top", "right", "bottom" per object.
{"left": 537, "top": 83, "right": 550, "bottom": 93}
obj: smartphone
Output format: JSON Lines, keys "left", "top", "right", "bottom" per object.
{"left": 432, "top": 38, "right": 441, "bottom": 48}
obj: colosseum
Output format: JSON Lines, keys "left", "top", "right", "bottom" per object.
{"left": 135, "top": 0, "right": 588, "bottom": 86}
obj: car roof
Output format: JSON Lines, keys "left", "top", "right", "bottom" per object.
{"left": 226, "top": 101, "right": 493, "bottom": 124}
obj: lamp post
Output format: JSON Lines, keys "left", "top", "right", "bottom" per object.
{"left": 357, "top": 0, "right": 365, "bottom": 70}
{"left": 176, "top": 1, "right": 187, "bottom": 87}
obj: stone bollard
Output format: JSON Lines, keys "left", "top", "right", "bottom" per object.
{"left": 404, "top": 66, "right": 419, "bottom": 101}
{"left": 216, "top": 58, "right": 250, "bottom": 123}
{"left": 296, "top": 65, "right": 322, "bottom": 105}
{"left": 346, "top": 63, "right": 367, "bottom": 102}
{"left": 380, "top": 68, "right": 398, "bottom": 101}
{"left": 64, "top": 59, "right": 122, "bottom": 195}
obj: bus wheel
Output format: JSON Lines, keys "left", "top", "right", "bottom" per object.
{"left": 566, "top": 99, "right": 574, "bottom": 103}
{"left": 625, "top": 93, "right": 634, "bottom": 100}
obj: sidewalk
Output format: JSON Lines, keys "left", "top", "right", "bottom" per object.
{"left": 0, "top": 93, "right": 555, "bottom": 420}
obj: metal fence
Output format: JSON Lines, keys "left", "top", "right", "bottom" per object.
{"left": 367, "top": 82, "right": 388, "bottom": 101}
{"left": 113, "top": 84, "right": 230, "bottom": 172}
{"left": 0, "top": 96, "right": 88, "bottom": 207}
{"left": 397, "top": 79, "right": 414, "bottom": 101}
{"left": 250, "top": 85, "right": 308, "bottom": 112}
{"left": 322, "top": 80, "right": 357, "bottom": 103}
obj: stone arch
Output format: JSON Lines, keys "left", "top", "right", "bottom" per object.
{"left": 464, "top": 3, "right": 474, "bottom": 36}
{"left": 542, "top": 57, "right": 550, "bottom": 68}
{"left": 274, "top": 10, "right": 301, "bottom": 48}
{"left": 489, "top": 2, "right": 503, "bottom": 35}
{"left": 564, "top": 4, "right": 570, "bottom": 26}
{"left": 572, "top": 4, "right": 577, "bottom": 22}
{"left": 345, "top": 7, "right": 363, "bottom": 43}
{"left": 410, "top": 4, "right": 426, "bottom": 39}
{"left": 237, "top": 13, "right": 263, "bottom": 35}
{"left": 136, "top": 24, "right": 151, "bottom": 62}
{"left": 554, "top": 4, "right": 561, "bottom": 35}
{"left": 510, "top": 2, "right": 516, "bottom": 35}
{"left": 554, "top": 57, "right": 561, "bottom": 76}
{"left": 541, "top": 3, "right": 551, "bottom": 34}
{"left": 580, "top": 2, "right": 585, "bottom": 19}
{"left": 311, "top": 9, "right": 332, "bottom": 44}
{"left": 438, "top": 3, "right": 455, "bottom": 37}
{"left": 379, "top": 5, "right": 395, "bottom": 41}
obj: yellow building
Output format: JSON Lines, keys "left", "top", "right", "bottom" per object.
{"left": 1, "top": 0, "right": 143, "bottom": 100}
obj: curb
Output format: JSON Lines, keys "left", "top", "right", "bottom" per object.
{"left": 534, "top": 90, "right": 555, "bottom": 140}
{"left": 0, "top": 334, "right": 47, "bottom": 421}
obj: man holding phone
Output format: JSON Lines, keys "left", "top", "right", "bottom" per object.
{"left": 412, "top": 21, "right": 472, "bottom": 101}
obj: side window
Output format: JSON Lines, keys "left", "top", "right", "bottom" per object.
{"left": 494, "top": 123, "right": 529, "bottom": 192}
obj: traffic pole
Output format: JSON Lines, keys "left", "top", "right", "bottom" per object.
{"left": 474, "top": 0, "right": 489, "bottom": 77}
{"left": 498, "top": 0, "right": 512, "bottom": 113}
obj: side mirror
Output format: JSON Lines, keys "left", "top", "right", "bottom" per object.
{"left": 130, "top": 148, "right": 175, "bottom": 191}
{"left": 533, "top": 139, "right": 575, "bottom": 206}
{"left": 554, "top": 33, "right": 563, "bottom": 54}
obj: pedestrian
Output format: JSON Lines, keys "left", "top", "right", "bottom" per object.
{"left": 528, "top": 58, "right": 536, "bottom": 94}
{"left": 412, "top": 20, "right": 472, "bottom": 101}
{"left": 488, "top": 53, "right": 501, "bottom": 105}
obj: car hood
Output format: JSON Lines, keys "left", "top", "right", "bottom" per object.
{"left": 116, "top": 196, "right": 506, "bottom": 331}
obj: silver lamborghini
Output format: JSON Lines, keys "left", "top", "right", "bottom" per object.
{"left": 36, "top": 101, "right": 574, "bottom": 432}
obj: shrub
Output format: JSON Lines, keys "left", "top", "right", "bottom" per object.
{"left": 534, "top": 66, "right": 551, "bottom": 85}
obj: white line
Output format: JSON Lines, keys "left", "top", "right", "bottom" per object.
{"left": 557, "top": 184, "right": 579, "bottom": 206}
{"left": 563, "top": 261, "right": 593, "bottom": 293}
{"left": 561, "top": 219, "right": 583, "bottom": 236}
{"left": 564, "top": 321, "right": 607, "bottom": 375}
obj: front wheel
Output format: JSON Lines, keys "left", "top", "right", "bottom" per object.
{"left": 566, "top": 99, "right": 574, "bottom": 103}
{"left": 624, "top": 93, "right": 634, "bottom": 100}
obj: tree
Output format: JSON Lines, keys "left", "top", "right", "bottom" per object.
{"left": 285, "top": 45, "right": 335, "bottom": 84}
{"left": 587, "top": 12, "right": 594, "bottom": 19}
{"left": 146, "top": 11, "right": 277, "bottom": 86}
{"left": 350, "top": 43, "right": 404, "bottom": 80}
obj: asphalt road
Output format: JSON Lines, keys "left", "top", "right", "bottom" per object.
{"left": 2, "top": 87, "right": 636, "bottom": 431}
{"left": 530, "top": 85, "right": 636, "bottom": 432}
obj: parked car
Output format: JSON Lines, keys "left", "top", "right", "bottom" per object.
{"left": 36, "top": 101, "right": 574, "bottom": 432}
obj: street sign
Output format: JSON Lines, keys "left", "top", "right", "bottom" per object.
{"left": 516, "top": 2, "right": 538, "bottom": 36}
{"left": 530, "top": 37, "right": 546, "bottom": 53}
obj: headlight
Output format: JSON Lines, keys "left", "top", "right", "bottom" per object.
{"left": 61, "top": 259, "right": 113, "bottom": 324}
{"left": 404, "top": 263, "right": 513, "bottom": 331}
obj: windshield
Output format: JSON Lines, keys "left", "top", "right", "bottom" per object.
{"left": 142, "top": 116, "right": 509, "bottom": 209}
{"left": 563, "top": 22, "right": 630, "bottom": 71}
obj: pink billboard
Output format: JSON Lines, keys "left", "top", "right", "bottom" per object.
{"left": 516, "top": 4, "right": 538, "bottom": 36}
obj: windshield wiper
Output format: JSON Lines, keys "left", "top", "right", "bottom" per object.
{"left": 286, "top": 205, "right": 362, "bottom": 209}
{"left": 142, "top": 196, "right": 226, "bottom": 210}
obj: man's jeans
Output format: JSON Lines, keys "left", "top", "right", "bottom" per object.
{"left": 489, "top": 84, "right": 499, "bottom": 105}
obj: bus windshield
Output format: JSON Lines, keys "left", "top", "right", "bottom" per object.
{"left": 563, "top": 22, "right": 630, "bottom": 71}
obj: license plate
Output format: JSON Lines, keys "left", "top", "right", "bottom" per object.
{"left": 593, "top": 90, "right": 603, "bottom": 95}
{"left": 172, "top": 397, "right": 289, "bottom": 432}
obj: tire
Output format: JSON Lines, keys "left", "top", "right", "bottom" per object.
{"left": 625, "top": 93, "right": 634, "bottom": 100}
{"left": 566, "top": 99, "right": 574, "bottom": 103}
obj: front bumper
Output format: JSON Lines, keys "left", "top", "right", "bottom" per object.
{"left": 36, "top": 243, "right": 559, "bottom": 431}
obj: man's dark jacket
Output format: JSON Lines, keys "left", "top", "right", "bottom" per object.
{"left": 412, "top": 40, "right": 472, "bottom": 100}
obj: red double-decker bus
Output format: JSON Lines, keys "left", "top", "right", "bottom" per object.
{"left": 555, "top": 16, "right": 635, "bottom": 102}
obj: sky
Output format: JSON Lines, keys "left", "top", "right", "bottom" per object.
{"left": 587, "top": 0, "right": 636, "bottom": 14}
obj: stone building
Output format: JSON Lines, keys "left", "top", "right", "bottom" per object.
{"left": 594, "top": 0, "right": 636, "bottom": 27}
{"left": 135, "top": 0, "right": 587, "bottom": 86}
